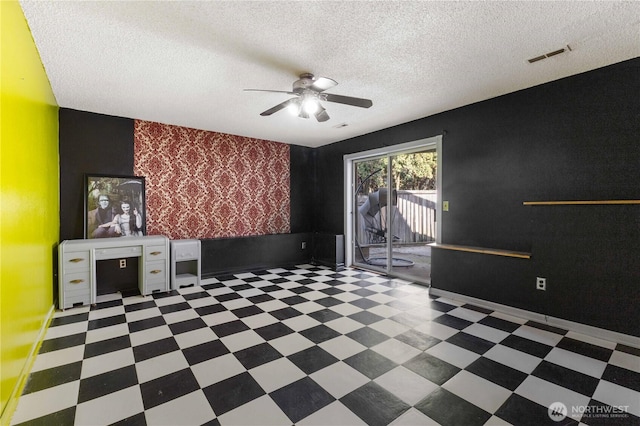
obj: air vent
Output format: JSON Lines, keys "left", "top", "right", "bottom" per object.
{"left": 333, "top": 123, "right": 349, "bottom": 129}
{"left": 528, "top": 45, "right": 571, "bottom": 64}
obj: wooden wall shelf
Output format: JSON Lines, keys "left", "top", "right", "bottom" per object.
{"left": 523, "top": 200, "right": 640, "bottom": 206}
{"left": 429, "top": 243, "right": 531, "bottom": 259}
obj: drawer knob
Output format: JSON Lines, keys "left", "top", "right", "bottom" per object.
{"left": 69, "top": 279, "right": 85, "bottom": 284}
{"left": 150, "top": 270, "right": 162, "bottom": 274}
{"left": 69, "top": 258, "right": 85, "bottom": 263}
{"left": 150, "top": 251, "right": 162, "bottom": 256}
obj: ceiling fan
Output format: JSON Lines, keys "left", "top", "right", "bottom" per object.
{"left": 244, "top": 73, "right": 373, "bottom": 122}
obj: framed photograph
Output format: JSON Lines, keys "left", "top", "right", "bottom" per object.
{"left": 85, "top": 174, "right": 146, "bottom": 239}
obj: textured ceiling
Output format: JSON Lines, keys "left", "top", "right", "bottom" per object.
{"left": 19, "top": 1, "right": 640, "bottom": 148}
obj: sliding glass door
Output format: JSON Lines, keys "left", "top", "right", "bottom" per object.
{"left": 346, "top": 136, "right": 441, "bottom": 284}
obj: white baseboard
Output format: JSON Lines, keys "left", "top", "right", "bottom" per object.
{"left": 429, "top": 288, "right": 640, "bottom": 349}
{"left": 1, "top": 304, "right": 56, "bottom": 425}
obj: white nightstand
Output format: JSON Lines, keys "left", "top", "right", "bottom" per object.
{"left": 170, "top": 239, "right": 201, "bottom": 289}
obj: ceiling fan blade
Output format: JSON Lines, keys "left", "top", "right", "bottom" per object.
{"left": 311, "top": 77, "right": 338, "bottom": 92}
{"left": 245, "top": 89, "right": 296, "bottom": 95}
{"left": 315, "top": 105, "right": 330, "bottom": 122}
{"left": 324, "top": 93, "right": 373, "bottom": 108}
{"left": 260, "top": 98, "right": 297, "bottom": 116}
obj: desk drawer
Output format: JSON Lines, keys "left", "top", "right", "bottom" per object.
{"left": 95, "top": 246, "right": 142, "bottom": 260}
{"left": 62, "top": 251, "right": 91, "bottom": 272}
{"left": 145, "top": 261, "right": 167, "bottom": 284}
{"left": 62, "top": 271, "right": 91, "bottom": 291}
{"left": 146, "top": 245, "right": 167, "bottom": 261}
{"left": 173, "top": 241, "right": 199, "bottom": 260}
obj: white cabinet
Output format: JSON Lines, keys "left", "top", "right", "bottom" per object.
{"left": 58, "top": 236, "right": 170, "bottom": 309}
{"left": 170, "top": 239, "right": 201, "bottom": 289}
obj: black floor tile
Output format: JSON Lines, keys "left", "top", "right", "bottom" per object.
{"left": 500, "top": 334, "right": 553, "bottom": 358}
{"left": 203, "top": 372, "right": 266, "bottom": 416}
{"left": 308, "top": 309, "right": 343, "bottom": 323}
{"left": 111, "top": 412, "right": 147, "bottom": 426}
{"left": 616, "top": 344, "right": 640, "bottom": 357}
{"left": 395, "top": 329, "right": 441, "bottom": 351}
{"left": 210, "top": 319, "right": 249, "bottom": 338}
{"left": 315, "top": 297, "right": 343, "bottom": 308}
{"left": 432, "top": 313, "right": 473, "bottom": 330}
{"left": 247, "top": 293, "right": 275, "bottom": 303}
{"left": 289, "top": 286, "right": 313, "bottom": 295}
{"left": 13, "top": 406, "right": 76, "bottom": 426}
{"left": 158, "top": 302, "right": 191, "bottom": 314}
{"left": 261, "top": 284, "right": 283, "bottom": 292}
{"left": 462, "top": 304, "right": 493, "bottom": 314}
{"left": 182, "top": 291, "right": 214, "bottom": 301}
{"left": 133, "top": 337, "right": 180, "bottom": 362}
{"left": 287, "top": 346, "right": 339, "bottom": 374}
{"left": 403, "top": 352, "right": 460, "bottom": 385}
{"left": 446, "top": 331, "right": 494, "bottom": 354}
{"left": 78, "top": 365, "right": 138, "bottom": 404}
{"left": 22, "top": 361, "right": 83, "bottom": 394}
{"left": 348, "top": 311, "right": 384, "bottom": 326}
{"left": 300, "top": 324, "right": 342, "bottom": 344}
{"left": 346, "top": 327, "right": 390, "bottom": 347}
{"left": 124, "top": 300, "right": 158, "bottom": 313}
{"left": 140, "top": 368, "right": 200, "bottom": 410}
{"left": 38, "top": 333, "right": 86, "bottom": 354}
{"left": 389, "top": 312, "right": 428, "bottom": 328}
{"left": 194, "top": 303, "right": 226, "bottom": 317}
{"left": 269, "top": 307, "right": 302, "bottom": 321}
{"left": 428, "top": 300, "right": 457, "bottom": 313}
{"left": 84, "top": 335, "right": 132, "bottom": 359}
{"left": 182, "top": 339, "right": 229, "bottom": 365}
{"left": 280, "top": 295, "right": 308, "bottom": 306}
{"left": 478, "top": 315, "right": 522, "bottom": 333}
{"left": 414, "top": 387, "right": 491, "bottom": 426}
{"left": 254, "top": 322, "right": 295, "bottom": 341}
{"left": 340, "top": 382, "right": 410, "bottom": 426}
{"left": 88, "top": 314, "right": 127, "bottom": 330}
{"left": 214, "top": 293, "right": 242, "bottom": 302}
{"left": 465, "top": 356, "right": 528, "bottom": 391}
{"left": 601, "top": 364, "right": 640, "bottom": 392}
{"left": 351, "top": 297, "right": 382, "bottom": 310}
{"left": 533, "top": 360, "right": 600, "bottom": 396}
{"left": 344, "top": 349, "right": 397, "bottom": 379}
{"left": 233, "top": 342, "right": 283, "bottom": 370}
{"left": 319, "top": 287, "right": 344, "bottom": 295}
{"left": 50, "top": 312, "right": 89, "bottom": 327}
{"left": 230, "top": 305, "right": 264, "bottom": 318}
{"left": 557, "top": 337, "right": 614, "bottom": 362}
{"left": 269, "top": 377, "right": 335, "bottom": 423}
{"left": 168, "top": 317, "right": 208, "bottom": 335}
{"left": 495, "top": 393, "right": 578, "bottom": 426}
{"left": 128, "top": 315, "right": 166, "bottom": 333}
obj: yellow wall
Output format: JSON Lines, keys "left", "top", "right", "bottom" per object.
{"left": 1, "top": 1, "right": 59, "bottom": 422}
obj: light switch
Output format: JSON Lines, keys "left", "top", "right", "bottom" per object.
{"left": 443, "top": 201, "right": 449, "bottom": 212}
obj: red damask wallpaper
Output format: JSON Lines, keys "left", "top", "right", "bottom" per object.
{"left": 134, "top": 120, "right": 290, "bottom": 240}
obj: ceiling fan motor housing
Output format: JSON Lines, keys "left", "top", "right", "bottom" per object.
{"left": 292, "top": 73, "right": 316, "bottom": 93}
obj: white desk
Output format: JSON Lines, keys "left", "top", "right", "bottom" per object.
{"left": 58, "top": 236, "right": 170, "bottom": 309}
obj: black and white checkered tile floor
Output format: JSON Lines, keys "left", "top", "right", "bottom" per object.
{"left": 11, "top": 265, "right": 640, "bottom": 426}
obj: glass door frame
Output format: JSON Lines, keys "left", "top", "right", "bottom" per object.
{"left": 343, "top": 135, "right": 443, "bottom": 280}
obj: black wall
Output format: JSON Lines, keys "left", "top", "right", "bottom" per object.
{"left": 314, "top": 58, "right": 640, "bottom": 336}
{"left": 59, "top": 109, "right": 315, "bottom": 274}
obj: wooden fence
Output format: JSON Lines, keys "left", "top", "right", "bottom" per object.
{"left": 357, "top": 190, "right": 436, "bottom": 245}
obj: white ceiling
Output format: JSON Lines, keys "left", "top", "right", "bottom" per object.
{"left": 20, "top": 1, "right": 640, "bottom": 148}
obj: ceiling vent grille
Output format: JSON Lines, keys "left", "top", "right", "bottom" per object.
{"left": 528, "top": 45, "right": 571, "bottom": 63}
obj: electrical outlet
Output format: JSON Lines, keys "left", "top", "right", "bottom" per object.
{"left": 301, "top": 242, "right": 306, "bottom": 249}
{"left": 536, "top": 277, "right": 546, "bottom": 291}
{"left": 119, "top": 259, "right": 127, "bottom": 269}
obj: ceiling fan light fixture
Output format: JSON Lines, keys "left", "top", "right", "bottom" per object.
{"left": 302, "top": 97, "right": 319, "bottom": 115}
